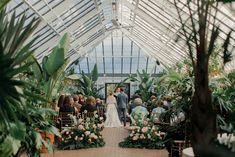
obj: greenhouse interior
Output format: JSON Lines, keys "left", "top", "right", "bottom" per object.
{"left": 1, "top": 0, "right": 235, "bottom": 157}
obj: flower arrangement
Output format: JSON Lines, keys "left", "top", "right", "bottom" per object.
{"left": 119, "top": 115, "right": 166, "bottom": 149}
{"left": 217, "top": 133, "right": 235, "bottom": 152}
{"left": 58, "top": 112, "right": 105, "bottom": 150}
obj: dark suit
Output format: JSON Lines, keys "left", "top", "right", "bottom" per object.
{"left": 117, "top": 92, "right": 128, "bottom": 126}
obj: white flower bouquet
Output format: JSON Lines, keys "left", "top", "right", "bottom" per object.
{"left": 58, "top": 113, "right": 105, "bottom": 149}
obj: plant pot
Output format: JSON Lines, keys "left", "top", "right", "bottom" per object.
{"left": 40, "top": 132, "right": 55, "bottom": 153}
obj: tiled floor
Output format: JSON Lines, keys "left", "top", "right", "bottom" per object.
{"left": 31, "top": 127, "right": 168, "bottom": 157}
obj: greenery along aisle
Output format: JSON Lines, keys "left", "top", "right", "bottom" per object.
{"left": 119, "top": 116, "right": 166, "bottom": 149}
{"left": 0, "top": 5, "right": 66, "bottom": 157}
{"left": 58, "top": 112, "right": 105, "bottom": 150}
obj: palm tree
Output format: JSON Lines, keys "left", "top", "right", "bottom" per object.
{"left": 173, "top": 0, "right": 234, "bottom": 156}
{"left": 76, "top": 64, "right": 103, "bottom": 97}
{"left": 0, "top": 8, "right": 40, "bottom": 156}
{"left": 128, "top": 70, "right": 155, "bottom": 102}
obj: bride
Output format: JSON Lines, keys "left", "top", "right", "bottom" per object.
{"left": 104, "top": 92, "right": 122, "bottom": 127}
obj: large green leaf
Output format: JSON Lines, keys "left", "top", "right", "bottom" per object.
{"left": 33, "top": 131, "right": 43, "bottom": 150}
{"left": 44, "top": 33, "right": 70, "bottom": 76}
{"left": 91, "top": 64, "right": 98, "bottom": 82}
{"left": 45, "top": 47, "right": 64, "bottom": 76}
{"left": 0, "top": 136, "right": 21, "bottom": 157}
{"left": 58, "top": 33, "right": 70, "bottom": 56}
{"left": 66, "top": 74, "right": 80, "bottom": 80}
{"left": 47, "top": 59, "right": 69, "bottom": 99}
{"left": 0, "top": 9, "right": 40, "bottom": 127}
{"left": 30, "top": 56, "right": 43, "bottom": 82}
{"left": 222, "top": 30, "right": 233, "bottom": 65}
{"left": 9, "top": 122, "right": 26, "bottom": 141}
{"left": 0, "top": 0, "right": 10, "bottom": 11}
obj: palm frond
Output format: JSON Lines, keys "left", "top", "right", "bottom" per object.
{"left": 222, "top": 30, "right": 233, "bottom": 65}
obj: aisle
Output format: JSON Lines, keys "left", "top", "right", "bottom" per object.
{"left": 41, "top": 127, "right": 168, "bottom": 157}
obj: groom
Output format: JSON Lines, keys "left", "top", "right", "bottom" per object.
{"left": 117, "top": 88, "right": 128, "bottom": 127}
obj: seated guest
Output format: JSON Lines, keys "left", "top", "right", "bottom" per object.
{"left": 130, "top": 98, "right": 149, "bottom": 124}
{"left": 78, "top": 95, "right": 86, "bottom": 106}
{"left": 128, "top": 97, "right": 144, "bottom": 114}
{"left": 80, "top": 96, "right": 97, "bottom": 113}
{"left": 146, "top": 95, "right": 157, "bottom": 113}
{"left": 151, "top": 100, "right": 166, "bottom": 123}
{"left": 73, "top": 95, "right": 82, "bottom": 112}
{"left": 57, "top": 94, "right": 65, "bottom": 108}
{"left": 163, "top": 96, "right": 173, "bottom": 110}
{"left": 96, "top": 98, "right": 103, "bottom": 107}
{"left": 59, "top": 95, "right": 75, "bottom": 114}
{"left": 170, "top": 107, "right": 185, "bottom": 126}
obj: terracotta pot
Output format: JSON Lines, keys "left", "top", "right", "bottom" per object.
{"left": 40, "top": 132, "right": 55, "bottom": 153}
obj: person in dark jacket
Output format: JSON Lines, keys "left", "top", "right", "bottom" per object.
{"left": 80, "top": 96, "right": 97, "bottom": 113}
{"left": 117, "top": 88, "right": 128, "bottom": 126}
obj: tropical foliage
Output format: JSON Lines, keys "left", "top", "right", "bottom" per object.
{"left": 155, "top": 56, "right": 235, "bottom": 150}
{"left": 127, "top": 70, "right": 155, "bottom": 102}
{"left": 155, "top": 59, "right": 194, "bottom": 112}
{"left": 67, "top": 64, "right": 103, "bottom": 97}
{"left": 27, "top": 33, "right": 70, "bottom": 106}
{"left": 0, "top": 8, "right": 40, "bottom": 157}
{"left": 0, "top": 7, "right": 62, "bottom": 157}
{"left": 173, "top": 0, "right": 234, "bottom": 155}
{"left": 0, "top": 0, "right": 10, "bottom": 10}
{"left": 58, "top": 113, "right": 105, "bottom": 150}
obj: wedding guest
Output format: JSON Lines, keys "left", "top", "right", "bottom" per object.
{"left": 151, "top": 100, "right": 166, "bottom": 123}
{"left": 80, "top": 96, "right": 97, "bottom": 113}
{"left": 57, "top": 94, "right": 65, "bottom": 108}
{"left": 129, "top": 97, "right": 144, "bottom": 113}
{"left": 73, "top": 95, "right": 82, "bottom": 112}
{"left": 130, "top": 98, "right": 149, "bottom": 124}
{"left": 147, "top": 95, "right": 157, "bottom": 114}
{"left": 78, "top": 95, "right": 86, "bottom": 106}
{"left": 96, "top": 98, "right": 103, "bottom": 107}
{"left": 59, "top": 95, "right": 75, "bottom": 114}
{"left": 163, "top": 96, "right": 173, "bottom": 110}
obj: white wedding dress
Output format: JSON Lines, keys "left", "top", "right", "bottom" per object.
{"left": 104, "top": 96, "right": 122, "bottom": 127}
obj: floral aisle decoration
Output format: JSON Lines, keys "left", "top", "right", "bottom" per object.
{"left": 119, "top": 116, "right": 166, "bottom": 149}
{"left": 58, "top": 112, "right": 105, "bottom": 150}
{"left": 216, "top": 133, "right": 235, "bottom": 152}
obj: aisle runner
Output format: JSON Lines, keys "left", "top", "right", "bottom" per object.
{"left": 41, "top": 128, "right": 167, "bottom": 157}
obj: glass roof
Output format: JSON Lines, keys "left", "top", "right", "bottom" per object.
{"left": 71, "top": 30, "right": 163, "bottom": 76}
{"left": 5, "top": 0, "right": 235, "bottom": 71}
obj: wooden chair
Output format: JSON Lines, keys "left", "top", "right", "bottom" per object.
{"left": 59, "top": 112, "right": 74, "bottom": 129}
{"left": 81, "top": 111, "right": 95, "bottom": 119}
{"left": 97, "top": 106, "right": 106, "bottom": 117}
{"left": 170, "top": 140, "right": 186, "bottom": 157}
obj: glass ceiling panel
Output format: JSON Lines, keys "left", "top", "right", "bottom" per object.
{"left": 74, "top": 30, "right": 163, "bottom": 75}
{"left": 114, "top": 57, "right": 122, "bottom": 74}
{"left": 113, "top": 35, "right": 122, "bottom": 56}
{"left": 5, "top": 0, "right": 235, "bottom": 72}
{"left": 123, "top": 37, "right": 132, "bottom": 56}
